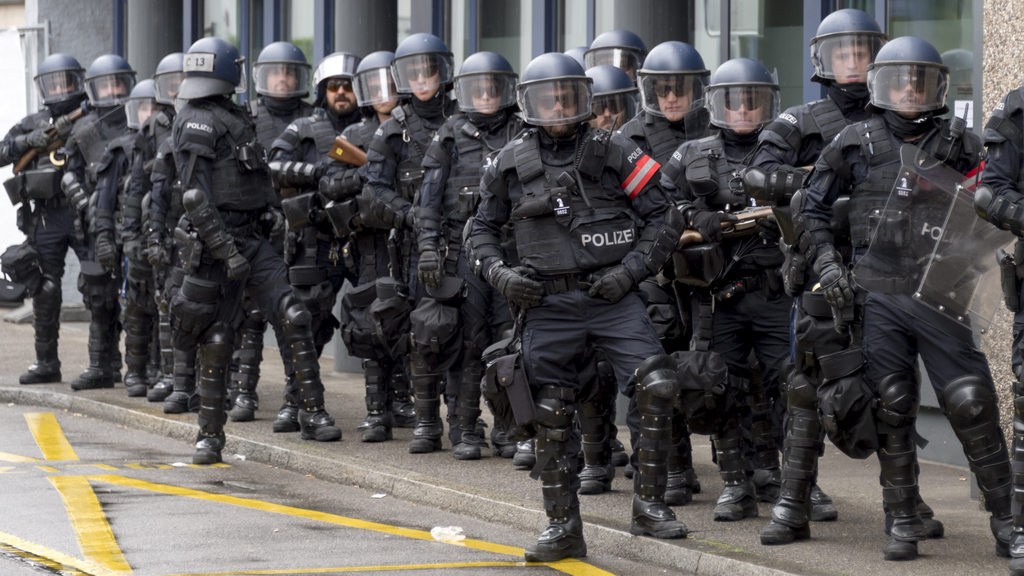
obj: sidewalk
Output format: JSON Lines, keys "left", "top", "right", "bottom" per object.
{"left": 0, "top": 320, "right": 1010, "bottom": 576}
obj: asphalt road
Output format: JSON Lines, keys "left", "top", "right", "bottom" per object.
{"left": 0, "top": 403, "right": 658, "bottom": 576}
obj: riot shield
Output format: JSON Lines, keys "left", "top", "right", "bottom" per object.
{"left": 852, "top": 144, "right": 1013, "bottom": 334}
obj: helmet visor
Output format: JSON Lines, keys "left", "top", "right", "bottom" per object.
{"left": 517, "top": 79, "right": 593, "bottom": 127}
{"left": 454, "top": 73, "right": 517, "bottom": 113}
{"left": 36, "top": 70, "right": 85, "bottom": 105}
{"left": 638, "top": 72, "right": 708, "bottom": 120}
{"left": 85, "top": 72, "right": 135, "bottom": 107}
{"left": 392, "top": 53, "right": 454, "bottom": 94}
{"left": 254, "top": 62, "right": 311, "bottom": 97}
{"left": 354, "top": 67, "right": 400, "bottom": 106}
{"left": 867, "top": 63, "right": 949, "bottom": 113}
{"left": 125, "top": 97, "right": 158, "bottom": 129}
{"left": 706, "top": 85, "right": 779, "bottom": 131}
{"left": 811, "top": 33, "right": 886, "bottom": 83}
{"left": 153, "top": 71, "right": 184, "bottom": 104}
{"left": 584, "top": 48, "right": 641, "bottom": 78}
{"left": 313, "top": 54, "right": 358, "bottom": 88}
{"left": 591, "top": 92, "right": 637, "bottom": 131}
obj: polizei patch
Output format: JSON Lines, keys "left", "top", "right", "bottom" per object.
{"left": 186, "top": 122, "right": 213, "bottom": 133}
{"left": 581, "top": 229, "right": 634, "bottom": 247}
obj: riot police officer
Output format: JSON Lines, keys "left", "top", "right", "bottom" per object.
{"left": 137, "top": 52, "right": 186, "bottom": 404}
{"left": 320, "top": 50, "right": 415, "bottom": 442}
{"left": 661, "top": 58, "right": 789, "bottom": 523}
{"left": 266, "top": 50, "right": 362, "bottom": 430}
{"left": 800, "top": 36, "right": 1011, "bottom": 561}
{"left": 977, "top": 64, "right": 1024, "bottom": 576}
{"left": 63, "top": 54, "right": 136, "bottom": 391}
{"left": 171, "top": 37, "right": 341, "bottom": 464}
{"left": 469, "top": 52, "right": 688, "bottom": 561}
{"left": 584, "top": 29, "right": 647, "bottom": 82}
{"left": 94, "top": 78, "right": 164, "bottom": 397}
{"left": 618, "top": 39, "right": 713, "bottom": 505}
{"left": 585, "top": 65, "right": 636, "bottom": 132}
{"left": 756, "top": 8, "right": 886, "bottom": 544}
{"left": 0, "top": 53, "right": 88, "bottom": 385}
{"left": 415, "top": 51, "right": 522, "bottom": 460}
{"left": 364, "top": 33, "right": 458, "bottom": 454}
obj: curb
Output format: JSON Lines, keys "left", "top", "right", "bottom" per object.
{"left": 1, "top": 386, "right": 832, "bottom": 576}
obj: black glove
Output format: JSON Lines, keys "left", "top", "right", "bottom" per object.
{"left": 588, "top": 264, "right": 635, "bottom": 303}
{"left": 123, "top": 235, "right": 147, "bottom": 265}
{"left": 689, "top": 210, "right": 738, "bottom": 242}
{"left": 261, "top": 209, "right": 286, "bottom": 241}
{"left": 486, "top": 263, "right": 543, "bottom": 308}
{"left": 757, "top": 215, "right": 781, "bottom": 243}
{"left": 147, "top": 232, "right": 169, "bottom": 267}
{"left": 813, "top": 249, "right": 856, "bottom": 308}
{"left": 53, "top": 114, "right": 75, "bottom": 139}
{"left": 25, "top": 128, "right": 52, "bottom": 150}
{"left": 224, "top": 252, "right": 251, "bottom": 281}
{"left": 95, "top": 231, "right": 117, "bottom": 271}
{"left": 417, "top": 239, "right": 443, "bottom": 290}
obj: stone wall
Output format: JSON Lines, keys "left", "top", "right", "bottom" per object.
{"left": 981, "top": 0, "right": 1024, "bottom": 442}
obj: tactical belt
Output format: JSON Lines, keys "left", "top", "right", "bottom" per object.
{"left": 713, "top": 274, "right": 762, "bottom": 302}
{"left": 541, "top": 274, "right": 592, "bottom": 295}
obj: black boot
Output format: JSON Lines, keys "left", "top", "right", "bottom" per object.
{"left": 577, "top": 375, "right": 615, "bottom": 494}
{"left": 712, "top": 427, "right": 758, "bottom": 522}
{"left": 359, "top": 360, "right": 394, "bottom": 442}
{"left": 525, "top": 505, "right": 587, "bottom": 562}
{"left": 1009, "top": 531, "right": 1024, "bottom": 574}
{"left": 123, "top": 300, "right": 154, "bottom": 397}
{"left": 408, "top": 353, "right": 443, "bottom": 454}
{"left": 193, "top": 327, "right": 231, "bottom": 465}
{"left": 281, "top": 296, "right": 341, "bottom": 442}
{"left": 451, "top": 362, "right": 487, "bottom": 461}
{"left": 513, "top": 439, "right": 536, "bottom": 469}
{"left": 272, "top": 396, "right": 300, "bottom": 433}
{"left": 630, "top": 356, "right": 688, "bottom": 538}
{"left": 22, "top": 278, "right": 62, "bottom": 384}
{"left": 665, "top": 412, "right": 698, "bottom": 505}
{"left": 164, "top": 347, "right": 197, "bottom": 414}
{"left": 526, "top": 419, "right": 588, "bottom": 562}
{"left": 389, "top": 362, "right": 416, "bottom": 428}
{"left": 71, "top": 310, "right": 115, "bottom": 391}
{"left": 194, "top": 431, "right": 226, "bottom": 465}
{"left": 228, "top": 306, "right": 265, "bottom": 421}
{"left": 148, "top": 302, "right": 176, "bottom": 402}
{"left": 491, "top": 427, "right": 516, "bottom": 458}
{"left": 883, "top": 537, "right": 918, "bottom": 561}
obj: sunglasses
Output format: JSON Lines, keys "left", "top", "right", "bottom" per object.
{"left": 327, "top": 78, "right": 352, "bottom": 93}
{"left": 406, "top": 62, "right": 439, "bottom": 80}
{"left": 653, "top": 78, "right": 691, "bottom": 98}
{"left": 724, "top": 90, "right": 762, "bottom": 112}
{"left": 470, "top": 81, "right": 502, "bottom": 99}
{"left": 593, "top": 96, "right": 623, "bottom": 115}
{"left": 536, "top": 90, "right": 576, "bottom": 110}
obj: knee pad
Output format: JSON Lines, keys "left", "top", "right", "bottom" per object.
{"left": 943, "top": 375, "right": 999, "bottom": 428}
{"left": 279, "top": 293, "right": 312, "bottom": 330}
{"left": 875, "top": 372, "right": 920, "bottom": 428}
{"left": 535, "top": 386, "right": 575, "bottom": 430}
{"left": 786, "top": 365, "right": 818, "bottom": 413}
{"left": 199, "top": 322, "right": 234, "bottom": 363}
{"left": 37, "top": 275, "right": 60, "bottom": 304}
{"left": 636, "top": 354, "right": 680, "bottom": 401}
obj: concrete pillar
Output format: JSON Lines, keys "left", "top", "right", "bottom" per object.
{"left": 333, "top": 0, "right": 398, "bottom": 56}
{"left": 126, "top": 0, "right": 183, "bottom": 79}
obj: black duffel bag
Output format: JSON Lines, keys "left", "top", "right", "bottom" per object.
{"left": 1, "top": 242, "right": 42, "bottom": 297}
{"left": 673, "top": 349, "right": 748, "bottom": 434}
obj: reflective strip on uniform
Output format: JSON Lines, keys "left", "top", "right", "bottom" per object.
{"left": 621, "top": 155, "right": 659, "bottom": 199}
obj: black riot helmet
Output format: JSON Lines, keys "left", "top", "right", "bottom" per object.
{"left": 564, "top": 46, "right": 588, "bottom": 68}
{"left": 254, "top": 41, "right": 311, "bottom": 98}
{"left": 517, "top": 52, "right": 593, "bottom": 128}
{"left": 586, "top": 65, "right": 637, "bottom": 131}
{"left": 705, "top": 58, "right": 779, "bottom": 133}
{"left": 636, "top": 41, "right": 709, "bottom": 122}
{"left": 125, "top": 79, "right": 160, "bottom": 130}
{"left": 84, "top": 54, "right": 136, "bottom": 107}
{"left": 312, "top": 51, "right": 360, "bottom": 107}
{"left": 391, "top": 33, "right": 454, "bottom": 96}
{"left": 153, "top": 52, "right": 184, "bottom": 105}
{"left": 810, "top": 9, "right": 887, "bottom": 85}
{"left": 584, "top": 29, "right": 647, "bottom": 80}
{"left": 454, "top": 51, "right": 517, "bottom": 114}
{"left": 178, "top": 37, "right": 247, "bottom": 100}
{"left": 34, "top": 53, "right": 85, "bottom": 106}
{"left": 866, "top": 36, "right": 949, "bottom": 115}
{"left": 353, "top": 51, "right": 399, "bottom": 107}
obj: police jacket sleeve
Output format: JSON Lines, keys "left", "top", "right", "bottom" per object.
{"left": 0, "top": 118, "right": 29, "bottom": 166}
{"left": 365, "top": 122, "right": 401, "bottom": 197}
{"left": 417, "top": 126, "right": 456, "bottom": 243}
{"left": 173, "top": 109, "right": 217, "bottom": 200}
{"left": 122, "top": 147, "right": 149, "bottom": 236}
{"left": 92, "top": 147, "right": 127, "bottom": 234}
{"left": 147, "top": 140, "right": 175, "bottom": 230}
{"left": 799, "top": 126, "right": 862, "bottom": 260}
{"left": 467, "top": 147, "right": 512, "bottom": 280}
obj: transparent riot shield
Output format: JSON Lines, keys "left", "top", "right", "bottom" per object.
{"left": 853, "top": 144, "right": 1013, "bottom": 334}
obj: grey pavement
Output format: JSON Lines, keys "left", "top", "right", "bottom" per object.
{"left": 0, "top": 319, "right": 1012, "bottom": 576}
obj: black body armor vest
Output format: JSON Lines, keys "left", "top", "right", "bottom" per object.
{"left": 250, "top": 98, "right": 314, "bottom": 150}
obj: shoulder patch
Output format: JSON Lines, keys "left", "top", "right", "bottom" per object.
{"left": 185, "top": 121, "right": 213, "bottom": 134}
{"left": 779, "top": 112, "right": 798, "bottom": 125}
{"left": 287, "top": 123, "right": 299, "bottom": 132}
{"left": 621, "top": 153, "right": 660, "bottom": 199}
{"left": 375, "top": 127, "right": 384, "bottom": 137}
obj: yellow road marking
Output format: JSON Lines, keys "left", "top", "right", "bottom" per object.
{"left": 0, "top": 466, "right": 27, "bottom": 474}
{"left": 0, "top": 450, "right": 41, "bottom": 462}
{"left": 0, "top": 530, "right": 126, "bottom": 576}
{"left": 69, "top": 464, "right": 120, "bottom": 471}
{"left": 49, "top": 476, "right": 133, "bottom": 574}
{"left": 36, "top": 465, "right": 60, "bottom": 472}
{"left": 25, "top": 412, "right": 79, "bottom": 460}
{"left": 162, "top": 561, "right": 536, "bottom": 575}
{"left": 90, "top": 475, "right": 614, "bottom": 576}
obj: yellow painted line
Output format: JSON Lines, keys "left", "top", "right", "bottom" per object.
{"left": 0, "top": 450, "right": 41, "bottom": 462}
{"left": 49, "top": 476, "right": 133, "bottom": 574}
{"left": 0, "top": 530, "right": 126, "bottom": 576}
{"left": 0, "top": 467, "right": 26, "bottom": 474}
{"left": 69, "top": 464, "right": 120, "bottom": 471}
{"left": 162, "top": 561, "right": 535, "bottom": 575}
{"left": 25, "top": 412, "right": 79, "bottom": 461}
{"left": 90, "top": 475, "right": 614, "bottom": 576}
{"left": 36, "top": 465, "right": 60, "bottom": 472}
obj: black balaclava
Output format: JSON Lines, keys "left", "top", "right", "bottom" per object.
{"left": 263, "top": 95, "right": 301, "bottom": 116}
{"left": 884, "top": 110, "right": 936, "bottom": 140}
{"left": 409, "top": 86, "right": 450, "bottom": 124}
{"left": 467, "top": 108, "right": 510, "bottom": 133}
{"left": 828, "top": 82, "right": 871, "bottom": 116}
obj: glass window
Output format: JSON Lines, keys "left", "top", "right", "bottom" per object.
{"left": 451, "top": 1, "right": 471, "bottom": 69}
{"left": 696, "top": 0, "right": 722, "bottom": 72}
{"left": 557, "top": 0, "right": 589, "bottom": 53}
{"left": 888, "top": 0, "right": 976, "bottom": 127}
{"left": 729, "top": 0, "right": 803, "bottom": 111}
{"left": 594, "top": 1, "right": 701, "bottom": 66}
{"left": 282, "top": 0, "right": 315, "bottom": 67}
{"left": 398, "top": 0, "right": 412, "bottom": 46}
{"left": 836, "top": 0, "right": 875, "bottom": 17}
{"left": 203, "top": 0, "right": 240, "bottom": 47}
{"left": 479, "top": 0, "right": 530, "bottom": 75}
